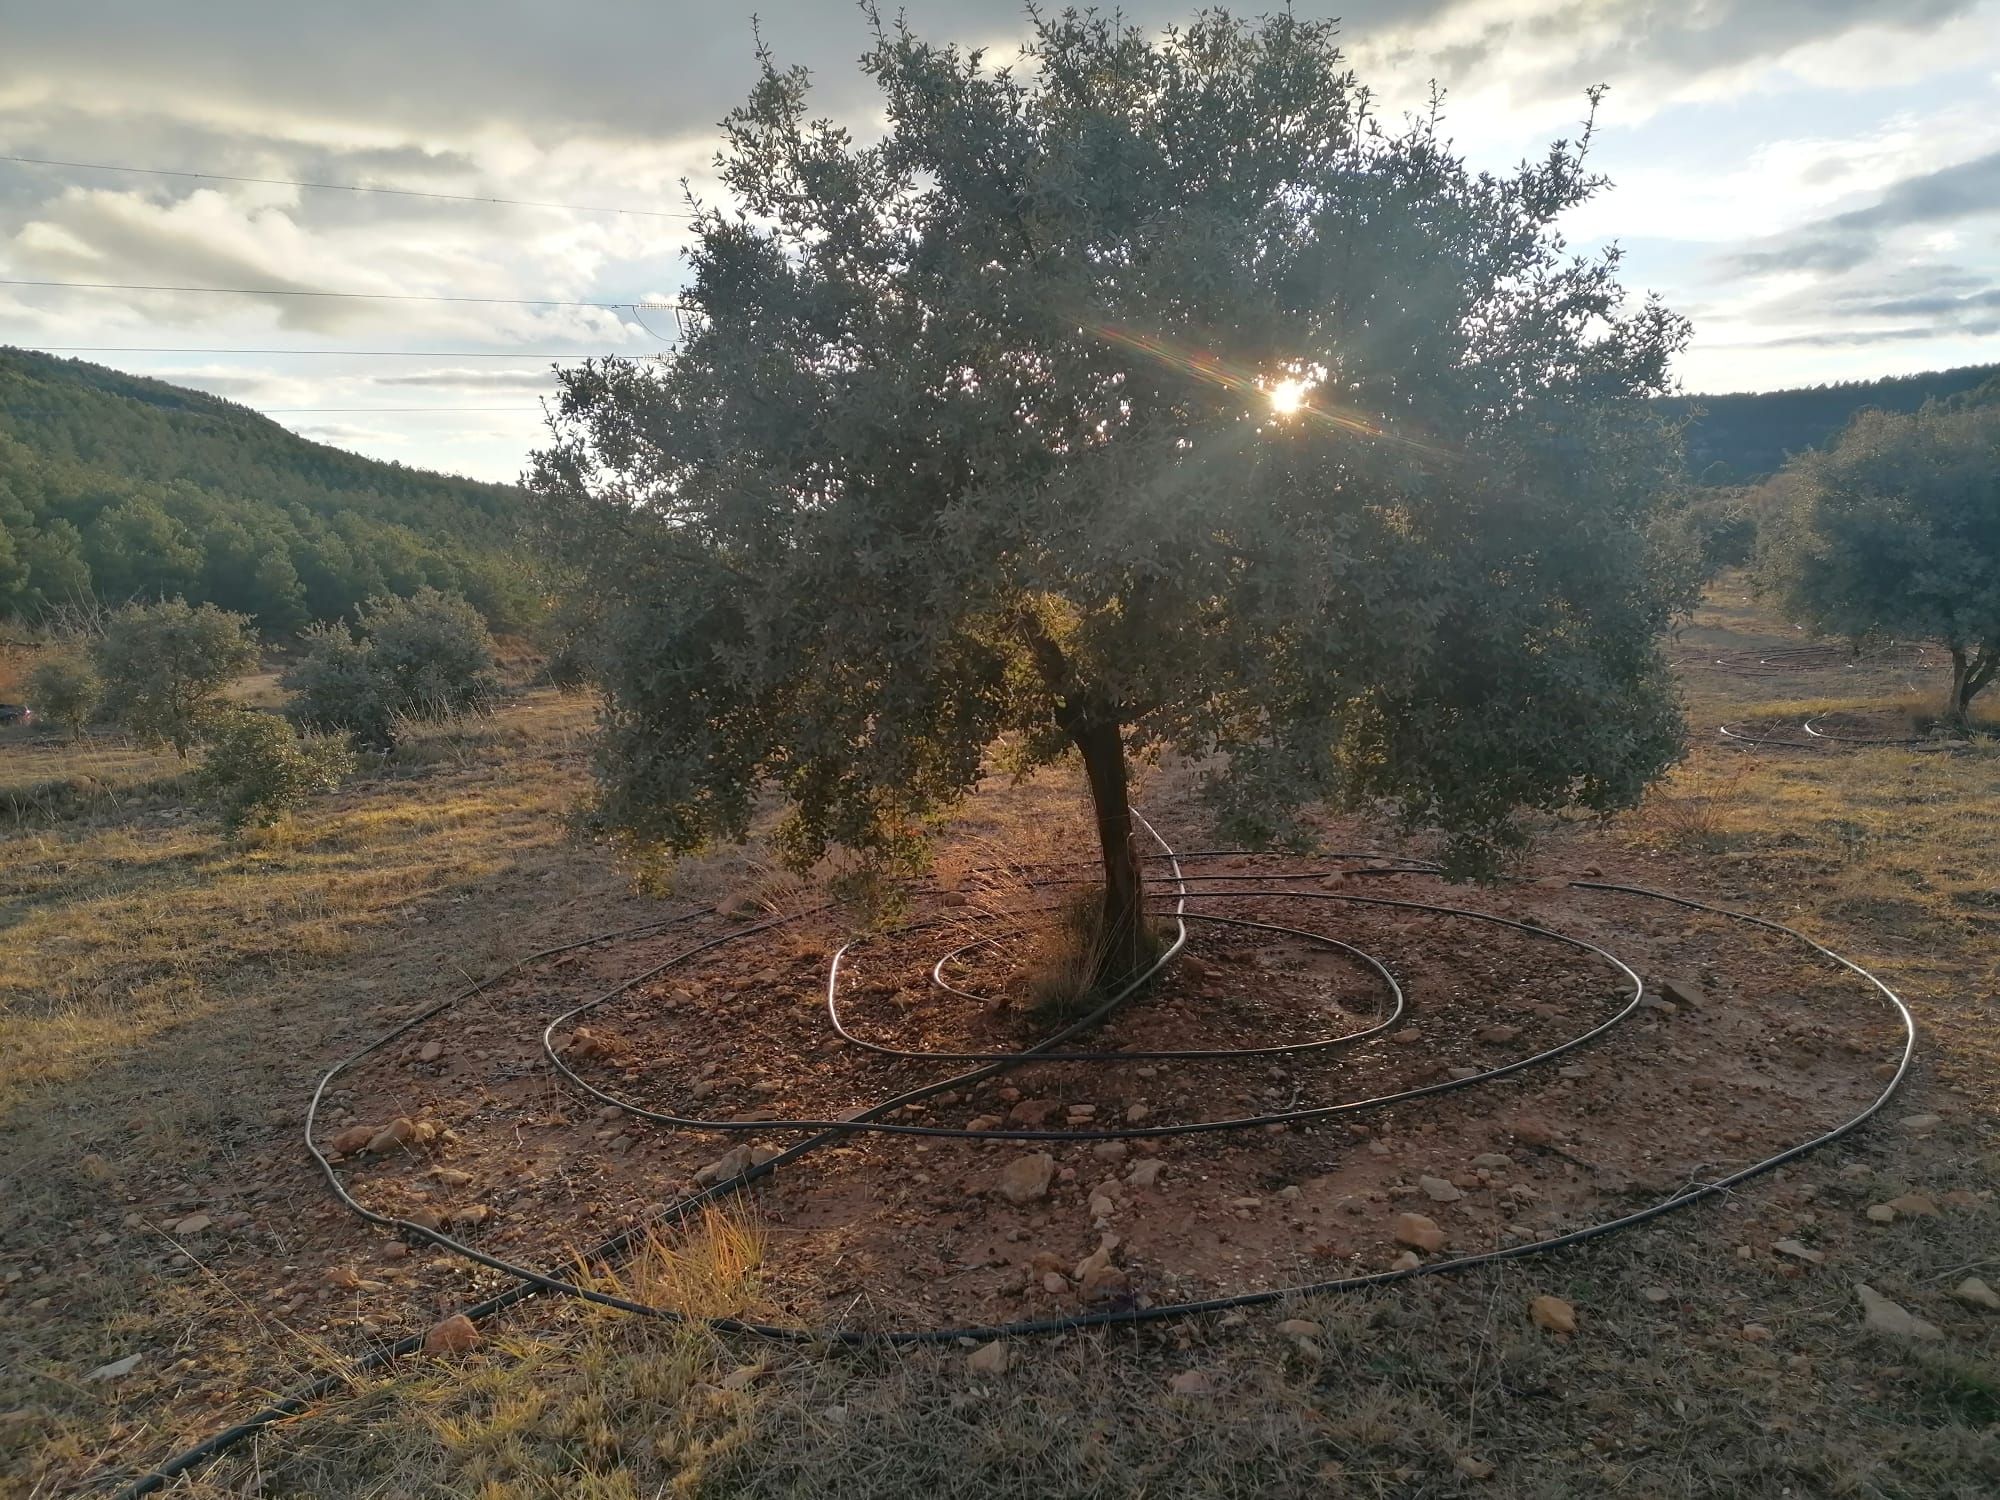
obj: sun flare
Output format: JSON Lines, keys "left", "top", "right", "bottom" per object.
{"left": 1268, "top": 377, "right": 1309, "bottom": 415}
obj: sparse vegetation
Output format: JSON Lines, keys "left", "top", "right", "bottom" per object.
{"left": 24, "top": 649, "right": 98, "bottom": 739}
{"left": 196, "top": 708, "right": 353, "bottom": 831}
{"left": 284, "top": 587, "right": 500, "bottom": 750}
{"left": 2, "top": 585, "right": 1996, "bottom": 1499}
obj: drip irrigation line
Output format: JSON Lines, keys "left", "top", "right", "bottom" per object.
{"left": 115, "top": 839, "right": 1914, "bottom": 1498}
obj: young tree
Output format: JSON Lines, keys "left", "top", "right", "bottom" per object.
{"left": 1763, "top": 395, "right": 2000, "bottom": 730}
{"left": 25, "top": 652, "right": 100, "bottom": 740}
{"left": 283, "top": 586, "right": 499, "bottom": 749}
{"left": 95, "top": 599, "right": 258, "bottom": 756}
{"left": 532, "top": 11, "right": 1694, "bottom": 990}
{"left": 196, "top": 709, "right": 353, "bottom": 831}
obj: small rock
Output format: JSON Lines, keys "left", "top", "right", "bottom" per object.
{"left": 1168, "top": 1369, "right": 1216, "bottom": 1396}
{"left": 1640, "top": 1286, "right": 1671, "bottom": 1304}
{"left": 1898, "top": 1114, "right": 1942, "bottom": 1132}
{"left": 719, "top": 1363, "right": 766, "bottom": 1391}
{"left": 966, "top": 1340, "right": 1010, "bottom": 1375}
{"left": 1390, "top": 1250, "right": 1422, "bottom": 1271}
{"left": 1740, "top": 1324, "right": 1772, "bottom": 1342}
{"left": 1508, "top": 1115, "right": 1556, "bottom": 1147}
{"left": 1456, "top": 1456, "right": 1496, "bottom": 1481}
{"left": 1659, "top": 978, "right": 1707, "bottom": 1008}
{"left": 1865, "top": 1203, "right": 1898, "bottom": 1224}
{"left": 82, "top": 1354, "right": 142, "bottom": 1383}
{"left": 1275, "top": 1318, "right": 1322, "bottom": 1338}
{"left": 1392, "top": 1213, "right": 1446, "bottom": 1253}
{"left": 1528, "top": 1294, "right": 1577, "bottom": 1334}
{"left": 327, "top": 1125, "right": 375, "bottom": 1157}
{"left": 1950, "top": 1277, "right": 1999, "bottom": 1311}
{"left": 1126, "top": 1159, "right": 1164, "bottom": 1188}
{"left": 1390, "top": 1028, "right": 1423, "bottom": 1044}
{"left": 365, "top": 1117, "right": 420, "bottom": 1154}
{"left": 995, "top": 1153, "right": 1056, "bottom": 1205}
{"left": 1478, "top": 1025, "right": 1521, "bottom": 1045}
{"left": 1470, "top": 1154, "right": 1512, "bottom": 1170}
{"left": 1006, "top": 1099, "right": 1062, "bottom": 1129}
{"left": 422, "top": 1314, "right": 481, "bottom": 1355}
{"left": 1447, "top": 1066, "right": 1481, "bottom": 1081}
{"left": 1855, "top": 1283, "right": 1941, "bottom": 1340}
{"left": 418, "top": 1040, "right": 443, "bottom": 1063}
{"left": 1041, "top": 1272, "right": 1068, "bottom": 1295}
{"left": 694, "top": 1145, "right": 756, "bottom": 1187}
{"left": 1418, "top": 1175, "right": 1463, "bottom": 1203}
{"left": 171, "top": 1214, "right": 213, "bottom": 1235}
{"left": 1884, "top": 1192, "right": 1938, "bottom": 1218}
{"left": 1772, "top": 1239, "right": 1825, "bottom": 1266}
{"left": 1092, "top": 1142, "right": 1129, "bottom": 1163}
{"left": 1124, "top": 1103, "right": 1151, "bottom": 1124}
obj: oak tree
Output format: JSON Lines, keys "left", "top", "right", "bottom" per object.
{"left": 533, "top": 10, "right": 1694, "bottom": 989}
{"left": 1763, "top": 390, "right": 2000, "bottom": 731}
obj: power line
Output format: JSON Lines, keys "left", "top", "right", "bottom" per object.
{"left": 0, "top": 275, "right": 684, "bottom": 311}
{"left": 0, "top": 152, "right": 695, "bottom": 220}
{"left": 15, "top": 345, "right": 610, "bottom": 358}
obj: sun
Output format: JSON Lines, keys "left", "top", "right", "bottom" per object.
{"left": 1268, "top": 377, "right": 1309, "bottom": 416}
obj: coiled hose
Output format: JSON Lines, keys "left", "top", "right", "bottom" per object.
{"left": 117, "top": 822, "right": 1914, "bottom": 1496}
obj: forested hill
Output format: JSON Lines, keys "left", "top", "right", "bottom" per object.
{"left": 0, "top": 348, "right": 538, "bottom": 631}
{"left": 1666, "top": 362, "right": 2000, "bottom": 485}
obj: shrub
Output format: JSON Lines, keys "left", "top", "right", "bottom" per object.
{"left": 284, "top": 587, "right": 499, "bottom": 749}
{"left": 25, "top": 653, "right": 100, "bottom": 740}
{"left": 196, "top": 710, "right": 352, "bottom": 831}
{"left": 95, "top": 599, "right": 259, "bottom": 756}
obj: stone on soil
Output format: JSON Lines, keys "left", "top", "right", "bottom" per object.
{"left": 1392, "top": 1212, "right": 1446, "bottom": 1253}
{"left": 1529, "top": 1295, "right": 1577, "bottom": 1334}
{"left": 1950, "top": 1277, "right": 1999, "bottom": 1311}
{"left": 1418, "top": 1175, "right": 1463, "bottom": 1203}
{"left": 1855, "top": 1283, "right": 1941, "bottom": 1340}
{"left": 966, "top": 1340, "right": 1010, "bottom": 1375}
{"left": 995, "top": 1152, "right": 1056, "bottom": 1205}
{"left": 422, "top": 1314, "right": 481, "bottom": 1354}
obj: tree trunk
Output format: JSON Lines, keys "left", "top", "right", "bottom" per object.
{"left": 1946, "top": 647, "right": 1971, "bottom": 731}
{"left": 1071, "top": 718, "right": 1153, "bottom": 992}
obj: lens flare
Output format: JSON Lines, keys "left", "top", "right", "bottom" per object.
{"left": 1268, "top": 377, "right": 1309, "bottom": 415}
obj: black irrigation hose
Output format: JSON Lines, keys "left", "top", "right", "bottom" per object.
{"left": 116, "top": 839, "right": 1916, "bottom": 1498}
{"left": 1719, "top": 716, "right": 1991, "bottom": 750}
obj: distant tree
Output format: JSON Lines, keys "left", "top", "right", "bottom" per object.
{"left": 26, "top": 652, "right": 100, "bottom": 740}
{"left": 86, "top": 497, "right": 202, "bottom": 601}
{"left": 283, "top": 586, "right": 499, "bottom": 749}
{"left": 1763, "top": 397, "right": 2000, "bottom": 730}
{"left": 18, "top": 519, "right": 94, "bottom": 613}
{"left": 196, "top": 709, "right": 352, "bottom": 831}
{"left": 95, "top": 599, "right": 259, "bottom": 756}
{"left": 533, "top": 10, "right": 1694, "bottom": 990}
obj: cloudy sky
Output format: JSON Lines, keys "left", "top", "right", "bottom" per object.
{"left": 3, "top": 0, "right": 1997, "bottom": 482}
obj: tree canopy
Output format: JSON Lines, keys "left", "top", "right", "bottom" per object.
{"left": 533, "top": 9, "right": 1696, "bottom": 985}
{"left": 95, "top": 598, "right": 260, "bottom": 757}
{"left": 0, "top": 348, "right": 541, "bottom": 630}
{"left": 1762, "top": 389, "right": 2000, "bottom": 727}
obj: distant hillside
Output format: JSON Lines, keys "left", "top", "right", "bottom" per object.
{"left": 1664, "top": 362, "right": 2000, "bottom": 485}
{"left": 0, "top": 348, "right": 539, "bottom": 630}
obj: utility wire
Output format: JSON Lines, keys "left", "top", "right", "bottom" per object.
{"left": 0, "top": 152, "right": 695, "bottom": 220}
{"left": 13, "top": 346, "right": 610, "bottom": 358}
{"left": 0, "top": 275, "right": 683, "bottom": 311}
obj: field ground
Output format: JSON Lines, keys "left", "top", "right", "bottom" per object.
{"left": 1, "top": 579, "right": 1995, "bottom": 1499}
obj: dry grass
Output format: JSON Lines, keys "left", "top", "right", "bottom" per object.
{"left": 4, "top": 590, "right": 1999, "bottom": 1499}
